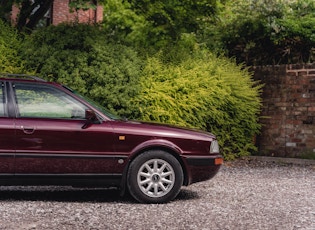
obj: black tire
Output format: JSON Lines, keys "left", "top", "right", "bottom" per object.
{"left": 127, "top": 150, "right": 184, "bottom": 203}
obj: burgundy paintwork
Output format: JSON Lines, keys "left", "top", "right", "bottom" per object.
{"left": 0, "top": 118, "right": 15, "bottom": 173}
{"left": 0, "top": 77, "right": 222, "bottom": 188}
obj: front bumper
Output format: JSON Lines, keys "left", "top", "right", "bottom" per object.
{"left": 182, "top": 155, "right": 223, "bottom": 185}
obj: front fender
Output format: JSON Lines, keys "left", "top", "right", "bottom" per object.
{"left": 119, "top": 139, "right": 184, "bottom": 196}
{"left": 129, "top": 139, "right": 183, "bottom": 158}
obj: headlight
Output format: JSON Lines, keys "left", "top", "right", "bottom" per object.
{"left": 210, "top": 140, "right": 220, "bottom": 154}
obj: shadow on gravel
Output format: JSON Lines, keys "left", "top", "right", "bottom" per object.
{"left": 176, "top": 189, "right": 200, "bottom": 201}
{"left": 0, "top": 187, "right": 199, "bottom": 203}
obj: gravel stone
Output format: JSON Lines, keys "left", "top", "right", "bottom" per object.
{"left": 0, "top": 159, "right": 314, "bottom": 230}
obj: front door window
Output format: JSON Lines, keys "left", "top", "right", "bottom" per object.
{"left": 14, "top": 83, "right": 87, "bottom": 119}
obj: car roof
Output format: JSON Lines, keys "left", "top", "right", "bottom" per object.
{"left": 0, "top": 73, "right": 47, "bottom": 82}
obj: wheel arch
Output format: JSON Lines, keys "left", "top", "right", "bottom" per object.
{"left": 119, "top": 142, "right": 189, "bottom": 196}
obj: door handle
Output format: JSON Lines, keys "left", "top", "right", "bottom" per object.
{"left": 21, "top": 126, "right": 35, "bottom": 134}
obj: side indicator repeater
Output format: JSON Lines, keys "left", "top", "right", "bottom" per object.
{"left": 119, "top": 136, "right": 126, "bottom": 141}
{"left": 215, "top": 158, "right": 223, "bottom": 165}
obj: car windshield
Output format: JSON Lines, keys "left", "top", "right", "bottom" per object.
{"left": 63, "top": 86, "right": 121, "bottom": 120}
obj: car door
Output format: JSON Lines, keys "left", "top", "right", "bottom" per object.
{"left": 12, "top": 81, "right": 120, "bottom": 175}
{"left": 0, "top": 82, "right": 15, "bottom": 174}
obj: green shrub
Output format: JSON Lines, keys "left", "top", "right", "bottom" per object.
{"left": 133, "top": 48, "right": 262, "bottom": 159}
{"left": 21, "top": 24, "right": 143, "bottom": 116}
{"left": 0, "top": 20, "right": 25, "bottom": 73}
{"left": 201, "top": 0, "right": 315, "bottom": 65}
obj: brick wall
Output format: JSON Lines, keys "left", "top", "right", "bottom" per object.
{"left": 11, "top": 0, "right": 103, "bottom": 26}
{"left": 253, "top": 64, "right": 315, "bottom": 157}
{"left": 10, "top": 4, "right": 19, "bottom": 25}
{"left": 52, "top": 0, "right": 103, "bottom": 25}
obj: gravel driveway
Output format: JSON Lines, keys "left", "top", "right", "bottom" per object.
{"left": 0, "top": 159, "right": 314, "bottom": 230}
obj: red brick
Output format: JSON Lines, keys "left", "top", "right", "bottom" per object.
{"left": 255, "top": 64, "right": 315, "bottom": 157}
{"left": 12, "top": 0, "right": 103, "bottom": 25}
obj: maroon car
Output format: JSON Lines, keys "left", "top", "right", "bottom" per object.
{"left": 0, "top": 74, "right": 222, "bottom": 203}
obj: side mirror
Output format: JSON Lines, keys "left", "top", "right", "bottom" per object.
{"left": 82, "top": 109, "right": 100, "bottom": 129}
{"left": 85, "top": 109, "right": 97, "bottom": 121}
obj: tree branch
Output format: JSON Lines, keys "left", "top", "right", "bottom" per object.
{"left": 25, "top": 0, "right": 53, "bottom": 30}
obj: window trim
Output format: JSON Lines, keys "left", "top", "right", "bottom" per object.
{"left": 0, "top": 82, "right": 8, "bottom": 117}
{"left": 12, "top": 82, "right": 89, "bottom": 120}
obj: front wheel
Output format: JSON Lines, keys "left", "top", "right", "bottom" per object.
{"left": 127, "top": 150, "right": 184, "bottom": 203}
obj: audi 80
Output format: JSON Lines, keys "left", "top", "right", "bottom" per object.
{"left": 0, "top": 74, "right": 223, "bottom": 203}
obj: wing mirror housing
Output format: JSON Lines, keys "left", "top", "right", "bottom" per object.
{"left": 82, "top": 109, "right": 100, "bottom": 129}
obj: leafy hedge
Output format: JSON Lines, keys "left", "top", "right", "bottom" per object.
{"left": 200, "top": 0, "right": 315, "bottom": 65}
{"left": 132, "top": 48, "right": 262, "bottom": 159}
{"left": 21, "top": 24, "right": 143, "bottom": 116}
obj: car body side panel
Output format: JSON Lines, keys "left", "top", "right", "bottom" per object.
{"left": 14, "top": 118, "right": 126, "bottom": 174}
{"left": 0, "top": 81, "right": 14, "bottom": 174}
{"left": 0, "top": 117, "right": 15, "bottom": 173}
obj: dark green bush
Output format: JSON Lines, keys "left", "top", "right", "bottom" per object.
{"left": 21, "top": 24, "right": 143, "bottom": 116}
{"left": 201, "top": 0, "right": 315, "bottom": 65}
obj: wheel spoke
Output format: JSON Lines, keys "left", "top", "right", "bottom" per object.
{"left": 139, "top": 172, "right": 151, "bottom": 178}
{"left": 158, "top": 163, "right": 167, "bottom": 173}
{"left": 145, "top": 182, "right": 154, "bottom": 192}
{"left": 158, "top": 182, "right": 167, "bottom": 192}
{"left": 153, "top": 183, "right": 159, "bottom": 196}
{"left": 161, "top": 178, "right": 172, "bottom": 185}
{"left": 161, "top": 171, "right": 173, "bottom": 177}
{"left": 144, "top": 163, "right": 154, "bottom": 174}
{"left": 140, "top": 178, "right": 151, "bottom": 185}
{"left": 153, "top": 160, "right": 158, "bottom": 172}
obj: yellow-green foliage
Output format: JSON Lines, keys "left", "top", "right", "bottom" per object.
{"left": 133, "top": 50, "right": 262, "bottom": 159}
{"left": 0, "top": 20, "right": 25, "bottom": 73}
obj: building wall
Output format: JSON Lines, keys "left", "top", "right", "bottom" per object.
{"left": 11, "top": 0, "right": 103, "bottom": 26}
{"left": 253, "top": 64, "right": 315, "bottom": 157}
{"left": 10, "top": 4, "right": 19, "bottom": 25}
{"left": 52, "top": 0, "right": 103, "bottom": 25}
